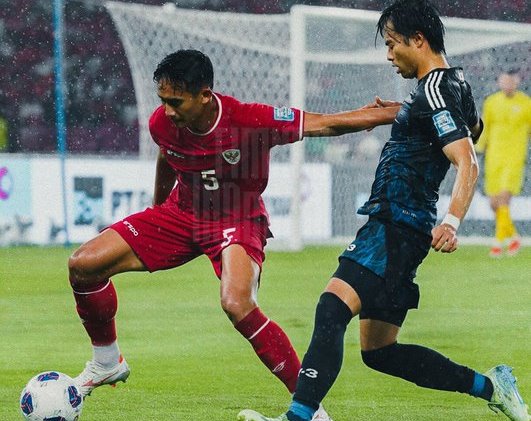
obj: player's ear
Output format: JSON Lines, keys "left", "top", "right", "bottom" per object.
{"left": 199, "top": 88, "right": 213, "bottom": 104}
{"left": 412, "top": 31, "right": 425, "bottom": 49}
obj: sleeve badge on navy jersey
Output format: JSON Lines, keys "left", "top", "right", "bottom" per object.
{"left": 273, "top": 106, "right": 295, "bottom": 122}
{"left": 432, "top": 110, "right": 457, "bottom": 137}
{"left": 222, "top": 149, "right": 241, "bottom": 164}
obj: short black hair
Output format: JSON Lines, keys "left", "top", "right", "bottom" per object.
{"left": 153, "top": 49, "right": 214, "bottom": 94}
{"left": 376, "top": 0, "right": 446, "bottom": 54}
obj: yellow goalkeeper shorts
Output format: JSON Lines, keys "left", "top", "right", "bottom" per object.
{"left": 484, "top": 163, "right": 525, "bottom": 196}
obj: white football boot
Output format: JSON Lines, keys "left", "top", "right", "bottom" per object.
{"left": 74, "top": 355, "right": 130, "bottom": 397}
{"left": 486, "top": 365, "right": 530, "bottom": 421}
{"left": 312, "top": 404, "right": 333, "bottom": 421}
{"left": 237, "top": 410, "right": 288, "bottom": 421}
{"left": 237, "top": 404, "right": 332, "bottom": 421}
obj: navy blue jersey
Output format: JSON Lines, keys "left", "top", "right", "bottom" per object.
{"left": 358, "top": 67, "right": 480, "bottom": 234}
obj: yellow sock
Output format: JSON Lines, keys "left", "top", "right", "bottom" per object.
{"left": 495, "top": 205, "right": 516, "bottom": 242}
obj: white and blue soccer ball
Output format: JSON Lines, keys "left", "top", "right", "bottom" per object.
{"left": 20, "top": 371, "right": 83, "bottom": 421}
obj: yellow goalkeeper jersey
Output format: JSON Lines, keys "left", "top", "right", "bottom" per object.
{"left": 476, "top": 90, "right": 531, "bottom": 195}
{"left": 476, "top": 90, "right": 531, "bottom": 165}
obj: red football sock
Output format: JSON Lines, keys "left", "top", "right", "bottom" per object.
{"left": 236, "top": 307, "right": 301, "bottom": 393}
{"left": 71, "top": 279, "right": 118, "bottom": 346}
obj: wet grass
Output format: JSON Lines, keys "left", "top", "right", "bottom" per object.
{"left": 1, "top": 245, "right": 529, "bottom": 420}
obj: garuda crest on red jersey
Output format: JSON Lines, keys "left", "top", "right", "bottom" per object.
{"left": 222, "top": 149, "right": 241, "bottom": 165}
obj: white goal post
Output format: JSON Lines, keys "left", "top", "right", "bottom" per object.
{"left": 106, "top": 1, "right": 531, "bottom": 249}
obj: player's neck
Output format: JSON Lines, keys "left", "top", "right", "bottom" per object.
{"left": 416, "top": 54, "right": 449, "bottom": 80}
{"left": 190, "top": 96, "right": 219, "bottom": 134}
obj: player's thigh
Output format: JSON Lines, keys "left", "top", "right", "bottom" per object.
{"left": 220, "top": 244, "right": 261, "bottom": 300}
{"left": 69, "top": 228, "right": 145, "bottom": 278}
{"left": 202, "top": 216, "right": 269, "bottom": 280}
{"left": 360, "top": 318, "right": 401, "bottom": 351}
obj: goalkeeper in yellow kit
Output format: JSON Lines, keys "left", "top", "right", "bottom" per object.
{"left": 476, "top": 69, "right": 531, "bottom": 257}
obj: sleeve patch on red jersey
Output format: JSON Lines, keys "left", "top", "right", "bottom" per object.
{"left": 273, "top": 106, "right": 295, "bottom": 122}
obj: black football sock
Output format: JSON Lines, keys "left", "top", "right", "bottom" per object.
{"left": 361, "top": 342, "right": 477, "bottom": 393}
{"left": 292, "top": 292, "right": 353, "bottom": 410}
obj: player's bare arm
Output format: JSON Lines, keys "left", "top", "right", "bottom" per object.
{"left": 153, "top": 150, "right": 177, "bottom": 205}
{"left": 303, "top": 105, "right": 399, "bottom": 137}
{"left": 431, "top": 137, "right": 479, "bottom": 252}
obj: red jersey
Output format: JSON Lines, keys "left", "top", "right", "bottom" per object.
{"left": 149, "top": 93, "right": 303, "bottom": 221}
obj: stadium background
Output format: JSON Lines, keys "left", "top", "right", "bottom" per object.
{"left": 1, "top": 0, "right": 529, "bottom": 155}
{"left": 0, "top": 0, "right": 529, "bottom": 245}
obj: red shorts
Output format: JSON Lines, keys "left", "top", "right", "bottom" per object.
{"left": 110, "top": 204, "right": 270, "bottom": 278}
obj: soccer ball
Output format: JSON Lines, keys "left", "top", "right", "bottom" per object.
{"left": 20, "top": 371, "right": 83, "bottom": 421}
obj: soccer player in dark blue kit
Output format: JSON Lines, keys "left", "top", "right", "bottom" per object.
{"left": 238, "top": 1, "right": 530, "bottom": 420}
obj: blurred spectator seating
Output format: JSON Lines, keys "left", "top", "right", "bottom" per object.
{"left": 0, "top": 0, "right": 529, "bottom": 155}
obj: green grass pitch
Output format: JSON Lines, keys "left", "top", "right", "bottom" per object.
{"left": 1, "top": 245, "right": 529, "bottom": 420}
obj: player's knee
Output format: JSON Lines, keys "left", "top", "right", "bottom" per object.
{"left": 68, "top": 247, "right": 102, "bottom": 285}
{"left": 220, "top": 293, "right": 255, "bottom": 322}
{"left": 361, "top": 342, "right": 399, "bottom": 372}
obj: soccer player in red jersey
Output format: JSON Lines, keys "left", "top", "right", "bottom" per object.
{"left": 69, "top": 49, "right": 398, "bottom": 416}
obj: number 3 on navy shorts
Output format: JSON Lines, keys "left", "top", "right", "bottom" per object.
{"left": 221, "top": 227, "right": 236, "bottom": 247}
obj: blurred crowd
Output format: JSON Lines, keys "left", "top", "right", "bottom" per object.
{"left": 0, "top": 0, "right": 529, "bottom": 154}
{"left": 1, "top": 0, "right": 138, "bottom": 154}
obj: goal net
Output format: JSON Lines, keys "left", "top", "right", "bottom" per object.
{"left": 106, "top": 2, "right": 531, "bottom": 248}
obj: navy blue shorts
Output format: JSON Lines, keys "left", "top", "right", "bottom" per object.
{"left": 333, "top": 218, "right": 431, "bottom": 326}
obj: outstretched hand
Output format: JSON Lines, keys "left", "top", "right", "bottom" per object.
{"left": 361, "top": 99, "right": 379, "bottom": 109}
{"left": 361, "top": 96, "right": 401, "bottom": 109}
{"left": 431, "top": 223, "right": 458, "bottom": 253}
{"left": 361, "top": 96, "right": 401, "bottom": 131}
{"left": 375, "top": 96, "right": 402, "bottom": 108}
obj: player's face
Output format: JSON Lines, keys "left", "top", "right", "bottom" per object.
{"left": 498, "top": 73, "right": 520, "bottom": 96}
{"left": 157, "top": 80, "right": 211, "bottom": 128}
{"left": 384, "top": 24, "right": 418, "bottom": 79}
